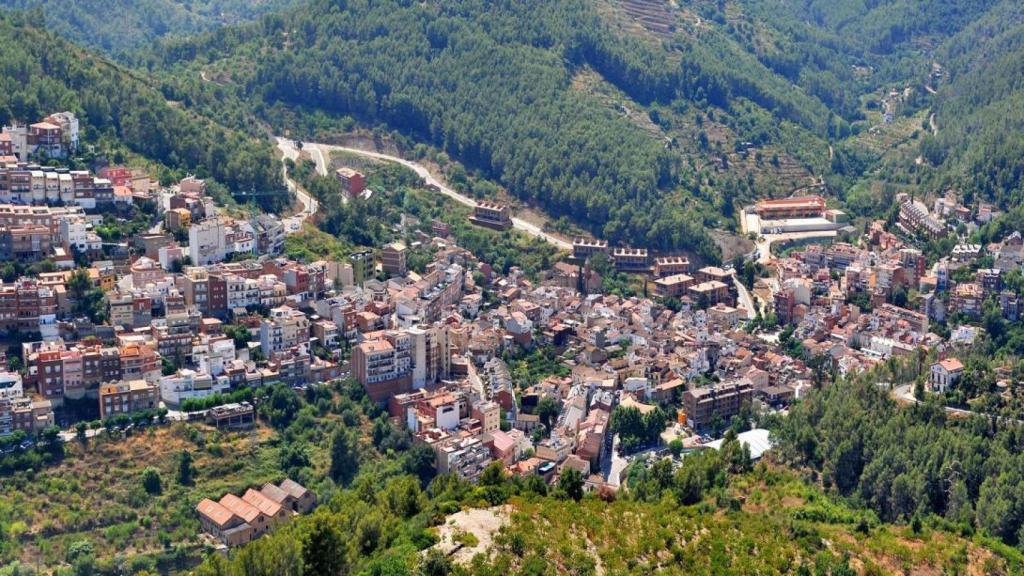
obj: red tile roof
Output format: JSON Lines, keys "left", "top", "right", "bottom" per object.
{"left": 242, "top": 488, "right": 283, "bottom": 517}
{"left": 219, "top": 493, "right": 262, "bottom": 524}
{"left": 197, "top": 498, "right": 237, "bottom": 528}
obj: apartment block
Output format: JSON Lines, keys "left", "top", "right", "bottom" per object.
{"left": 259, "top": 306, "right": 310, "bottom": 356}
{"left": 653, "top": 256, "right": 690, "bottom": 278}
{"left": 683, "top": 380, "right": 753, "bottom": 429}
{"left": 572, "top": 238, "right": 609, "bottom": 261}
{"left": 98, "top": 380, "right": 159, "bottom": 418}
{"left": 335, "top": 167, "right": 366, "bottom": 198}
{"left": 469, "top": 201, "right": 512, "bottom": 230}
{"left": 611, "top": 247, "right": 649, "bottom": 272}
{"left": 654, "top": 274, "right": 695, "bottom": 298}
{"left": 381, "top": 242, "right": 408, "bottom": 276}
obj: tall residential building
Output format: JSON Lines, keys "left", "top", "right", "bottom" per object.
{"left": 0, "top": 279, "right": 58, "bottom": 332}
{"left": 335, "top": 168, "right": 366, "bottom": 198}
{"left": 353, "top": 327, "right": 451, "bottom": 403}
{"left": 259, "top": 306, "right": 311, "bottom": 356}
{"left": 381, "top": 242, "right": 408, "bottom": 277}
{"left": 683, "top": 381, "right": 753, "bottom": 429}
{"left": 189, "top": 218, "right": 228, "bottom": 265}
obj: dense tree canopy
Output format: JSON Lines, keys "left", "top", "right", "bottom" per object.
{"left": 0, "top": 13, "right": 285, "bottom": 210}
{"left": 0, "top": 0, "right": 302, "bottom": 58}
{"left": 774, "top": 376, "right": 1024, "bottom": 546}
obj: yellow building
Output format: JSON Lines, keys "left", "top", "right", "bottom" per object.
{"left": 165, "top": 207, "right": 192, "bottom": 232}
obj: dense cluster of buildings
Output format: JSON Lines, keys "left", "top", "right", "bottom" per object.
{"left": 758, "top": 197, "right": 1023, "bottom": 396}
{"left": 5, "top": 124, "right": 1017, "bottom": 512}
{"left": 896, "top": 192, "right": 1001, "bottom": 241}
{"left": 0, "top": 156, "right": 796, "bottom": 493}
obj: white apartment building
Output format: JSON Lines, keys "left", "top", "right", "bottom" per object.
{"left": 189, "top": 218, "right": 228, "bottom": 265}
{"left": 0, "top": 371, "right": 23, "bottom": 402}
{"left": 193, "top": 338, "right": 237, "bottom": 377}
{"left": 159, "top": 369, "right": 230, "bottom": 408}
{"left": 225, "top": 274, "right": 262, "bottom": 310}
{"left": 58, "top": 216, "right": 101, "bottom": 252}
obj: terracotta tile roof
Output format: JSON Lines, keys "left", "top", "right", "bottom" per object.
{"left": 280, "top": 478, "right": 309, "bottom": 499}
{"left": 243, "top": 488, "right": 283, "bottom": 517}
{"left": 260, "top": 483, "right": 292, "bottom": 505}
{"left": 938, "top": 358, "right": 964, "bottom": 372}
{"left": 197, "top": 498, "right": 237, "bottom": 528}
{"left": 219, "top": 493, "right": 261, "bottom": 524}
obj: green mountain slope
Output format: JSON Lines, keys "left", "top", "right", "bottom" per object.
{"left": 0, "top": 12, "right": 283, "bottom": 208}
{"left": 688, "top": 0, "right": 1024, "bottom": 214}
{"left": 923, "top": 0, "right": 1024, "bottom": 208}
{"left": 148, "top": 0, "right": 878, "bottom": 259}
{"left": 13, "top": 0, "right": 1024, "bottom": 240}
{"left": 0, "top": 0, "right": 301, "bottom": 58}
{"left": 188, "top": 457, "right": 1019, "bottom": 575}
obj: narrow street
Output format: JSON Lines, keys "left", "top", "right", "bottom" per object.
{"left": 733, "top": 275, "right": 757, "bottom": 319}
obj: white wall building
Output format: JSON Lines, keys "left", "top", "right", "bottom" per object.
{"left": 159, "top": 369, "right": 230, "bottom": 408}
{"left": 0, "top": 371, "right": 23, "bottom": 402}
{"left": 189, "top": 218, "right": 228, "bottom": 265}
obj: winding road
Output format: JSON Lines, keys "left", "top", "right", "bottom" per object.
{"left": 276, "top": 137, "right": 572, "bottom": 250}
{"left": 275, "top": 138, "right": 321, "bottom": 234}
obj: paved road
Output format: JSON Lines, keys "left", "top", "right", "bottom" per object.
{"left": 275, "top": 138, "right": 321, "bottom": 234}
{"left": 733, "top": 275, "right": 757, "bottom": 319}
{"left": 310, "top": 146, "right": 329, "bottom": 177}
{"left": 755, "top": 230, "right": 838, "bottom": 265}
{"left": 606, "top": 434, "right": 629, "bottom": 488}
{"left": 287, "top": 139, "right": 573, "bottom": 250}
{"left": 889, "top": 383, "right": 1024, "bottom": 425}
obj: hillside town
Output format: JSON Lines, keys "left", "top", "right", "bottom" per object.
{"left": 0, "top": 121, "right": 1022, "bottom": 552}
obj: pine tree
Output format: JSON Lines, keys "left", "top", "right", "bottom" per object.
{"left": 329, "top": 428, "right": 359, "bottom": 486}
{"left": 303, "top": 518, "right": 347, "bottom": 576}
{"left": 177, "top": 450, "right": 194, "bottom": 486}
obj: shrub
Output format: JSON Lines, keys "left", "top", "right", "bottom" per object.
{"left": 142, "top": 467, "right": 162, "bottom": 495}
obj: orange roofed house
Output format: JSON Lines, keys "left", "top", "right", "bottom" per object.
{"left": 219, "top": 493, "right": 271, "bottom": 537}
{"left": 259, "top": 478, "right": 317, "bottom": 514}
{"left": 196, "top": 499, "right": 253, "bottom": 547}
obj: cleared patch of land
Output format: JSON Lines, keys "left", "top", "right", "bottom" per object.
{"left": 433, "top": 505, "right": 511, "bottom": 564}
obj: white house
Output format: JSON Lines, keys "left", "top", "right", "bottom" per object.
{"left": 929, "top": 358, "right": 964, "bottom": 393}
{"left": 159, "top": 369, "right": 230, "bottom": 408}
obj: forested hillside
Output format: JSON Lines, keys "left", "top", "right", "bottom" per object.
{"left": 12, "top": 0, "right": 1024, "bottom": 243}
{"left": 0, "top": 12, "right": 284, "bottom": 209}
{"left": 922, "top": 0, "right": 1024, "bottom": 209}
{"left": 735, "top": 0, "right": 1001, "bottom": 58}
{"left": 699, "top": 0, "right": 1024, "bottom": 215}
{"left": 775, "top": 375, "right": 1024, "bottom": 547}
{"left": 0, "top": 0, "right": 300, "bottom": 58}
{"left": 146, "top": 0, "right": 913, "bottom": 260}
{"left": 188, "top": 438, "right": 1016, "bottom": 576}
{"left": 135, "top": 0, "right": 1024, "bottom": 257}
